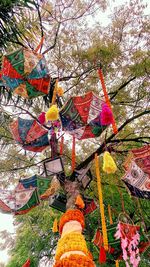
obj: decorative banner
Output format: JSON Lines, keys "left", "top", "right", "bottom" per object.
{"left": 60, "top": 91, "right": 108, "bottom": 140}
{"left": 10, "top": 117, "right": 49, "bottom": 152}
{"left": 122, "top": 145, "right": 150, "bottom": 199}
{"left": 1, "top": 48, "right": 50, "bottom": 99}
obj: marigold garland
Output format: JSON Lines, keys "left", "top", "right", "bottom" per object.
{"left": 59, "top": 209, "right": 85, "bottom": 234}
{"left": 54, "top": 254, "right": 95, "bottom": 267}
{"left": 55, "top": 232, "right": 88, "bottom": 260}
{"left": 95, "top": 153, "right": 108, "bottom": 251}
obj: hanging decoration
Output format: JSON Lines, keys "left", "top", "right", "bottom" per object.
{"left": 52, "top": 79, "right": 64, "bottom": 104}
{"left": 45, "top": 105, "right": 59, "bottom": 122}
{"left": 97, "top": 68, "right": 118, "bottom": 134}
{"left": 122, "top": 145, "right": 150, "bottom": 199}
{"left": 38, "top": 112, "right": 46, "bottom": 125}
{"left": 1, "top": 48, "right": 50, "bottom": 98}
{"left": 0, "top": 187, "right": 40, "bottom": 215}
{"left": 10, "top": 117, "right": 49, "bottom": 152}
{"left": 95, "top": 153, "right": 108, "bottom": 263}
{"left": 18, "top": 174, "right": 52, "bottom": 197}
{"left": 71, "top": 135, "right": 76, "bottom": 171}
{"left": 54, "top": 209, "right": 95, "bottom": 267}
{"left": 52, "top": 218, "right": 58, "bottom": 233}
{"left": 59, "top": 91, "right": 109, "bottom": 140}
{"left": 103, "top": 151, "right": 117, "bottom": 174}
{"left": 22, "top": 259, "right": 31, "bottom": 267}
{"left": 115, "top": 222, "right": 141, "bottom": 267}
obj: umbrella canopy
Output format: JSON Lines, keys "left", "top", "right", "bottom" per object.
{"left": 18, "top": 174, "right": 52, "bottom": 197}
{"left": 1, "top": 48, "right": 50, "bottom": 98}
{"left": 59, "top": 91, "right": 107, "bottom": 140}
{"left": 0, "top": 188, "right": 40, "bottom": 215}
{"left": 10, "top": 117, "right": 49, "bottom": 152}
{"left": 122, "top": 145, "right": 150, "bottom": 199}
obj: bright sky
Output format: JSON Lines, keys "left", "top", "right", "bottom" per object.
{"left": 0, "top": 0, "right": 149, "bottom": 266}
{"left": 0, "top": 213, "right": 14, "bottom": 265}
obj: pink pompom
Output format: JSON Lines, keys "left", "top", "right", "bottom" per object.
{"left": 100, "top": 103, "right": 113, "bottom": 125}
{"left": 38, "top": 112, "right": 46, "bottom": 125}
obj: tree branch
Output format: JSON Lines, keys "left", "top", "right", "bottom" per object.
{"left": 43, "top": 22, "right": 61, "bottom": 54}
{"left": 74, "top": 109, "right": 150, "bottom": 171}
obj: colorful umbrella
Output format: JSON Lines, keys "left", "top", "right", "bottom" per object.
{"left": 10, "top": 117, "right": 49, "bottom": 152}
{"left": 1, "top": 48, "right": 50, "bottom": 98}
{"left": 122, "top": 145, "right": 150, "bottom": 199}
{"left": 18, "top": 174, "right": 52, "bottom": 197}
{"left": 59, "top": 91, "right": 107, "bottom": 140}
{"left": 0, "top": 188, "right": 40, "bottom": 215}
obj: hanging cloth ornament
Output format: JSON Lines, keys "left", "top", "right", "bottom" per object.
{"left": 95, "top": 153, "right": 108, "bottom": 264}
{"left": 22, "top": 259, "right": 30, "bottom": 267}
{"left": 45, "top": 105, "right": 59, "bottom": 122}
{"left": 103, "top": 151, "right": 117, "bottom": 174}
{"left": 75, "top": 195, "right": 85, "bottom": 209}
{"left": 60, "top": 135, "right": 64, "bottom": 155}
{"left": 52, "top": 218, "right": 58, "bottom": 233}
{"left": 115, "top": 221, "right": 141, "bottom": 267}
{"left": 72, "top": 135, "right": 76, "bottom": 171}
{"left": 98, "top": 68, "right": 118, "bottom": 134}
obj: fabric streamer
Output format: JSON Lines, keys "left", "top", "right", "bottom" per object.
{"left": 72, "top": 135, "right": 76, "bottom": 171}
{"left": 22, "top": 259, "right": 30, "bottom": 267}
{"left": 34, "top": 36, "right": 45, "bottom": 53}
{"left": 97, "top": 68, "right": 118, "bottom": 134}
{"left": 95, "top": 153, "right": 108, "bottom": 263}
{"left": 60, "top": 136, "right": 64, "bottom": 155}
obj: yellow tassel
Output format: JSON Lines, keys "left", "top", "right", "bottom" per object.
{"left": 52, "top": 80, "right": 64, "bottom": 104}
{"left": 108, "top": 204, "right": 113, "bottom": 225}
{"left": 115, "top": 260, "right": 119, "bottom": 267}
{"left": 52, "top": 218, "right": 58, "bottom": 233}
{"left": 45, "top": 105, "right": 59, "bottom": 121}
{"left": 75, "top": 195, "right": 85, "bottom": 209}
{"left": 95, "top": 154, "right": 108, "bottom": 251}
{"left": 103, "top": 151, "right": 117, "bottom": 174}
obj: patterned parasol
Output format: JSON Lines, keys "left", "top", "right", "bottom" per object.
{"left": 1, "top": 48, "right": 50, "bottom": 98}
{"left": 18, "top": 174, "right": 52, "bottom": 197}
{"left": 0, "top": 188, "right": 40, "bottom": 215}
{"left": 10, "top": 117, "right": 49, "bottom": 152}
{"left": 122, "top": 145, "right": 150, "bottom": 199}
{"left": 59, "top": 91, "right": 107, "bottom": 140}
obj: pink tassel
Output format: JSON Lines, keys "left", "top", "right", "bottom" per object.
{"left": 38, "top": 112, "right": 46, "bottom": 125}
{"left": 100, "top": 103, "right": 113, "bottom": 125}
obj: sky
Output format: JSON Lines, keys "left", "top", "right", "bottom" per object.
{"left": 0, "top": 0, "right": 149, "bottom": 266}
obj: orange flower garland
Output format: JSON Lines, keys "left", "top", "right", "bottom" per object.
{"left": 54, "top": 209, "right": 95, "bottom": 267}
{"left": 54, "top": 254, "right": 95, "bottom": 267}
{"left": 55, "top": 232, "right": 88, "bottom": 261}
{"left": 59, "top": 209, "right": 85, "bottom": 234}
